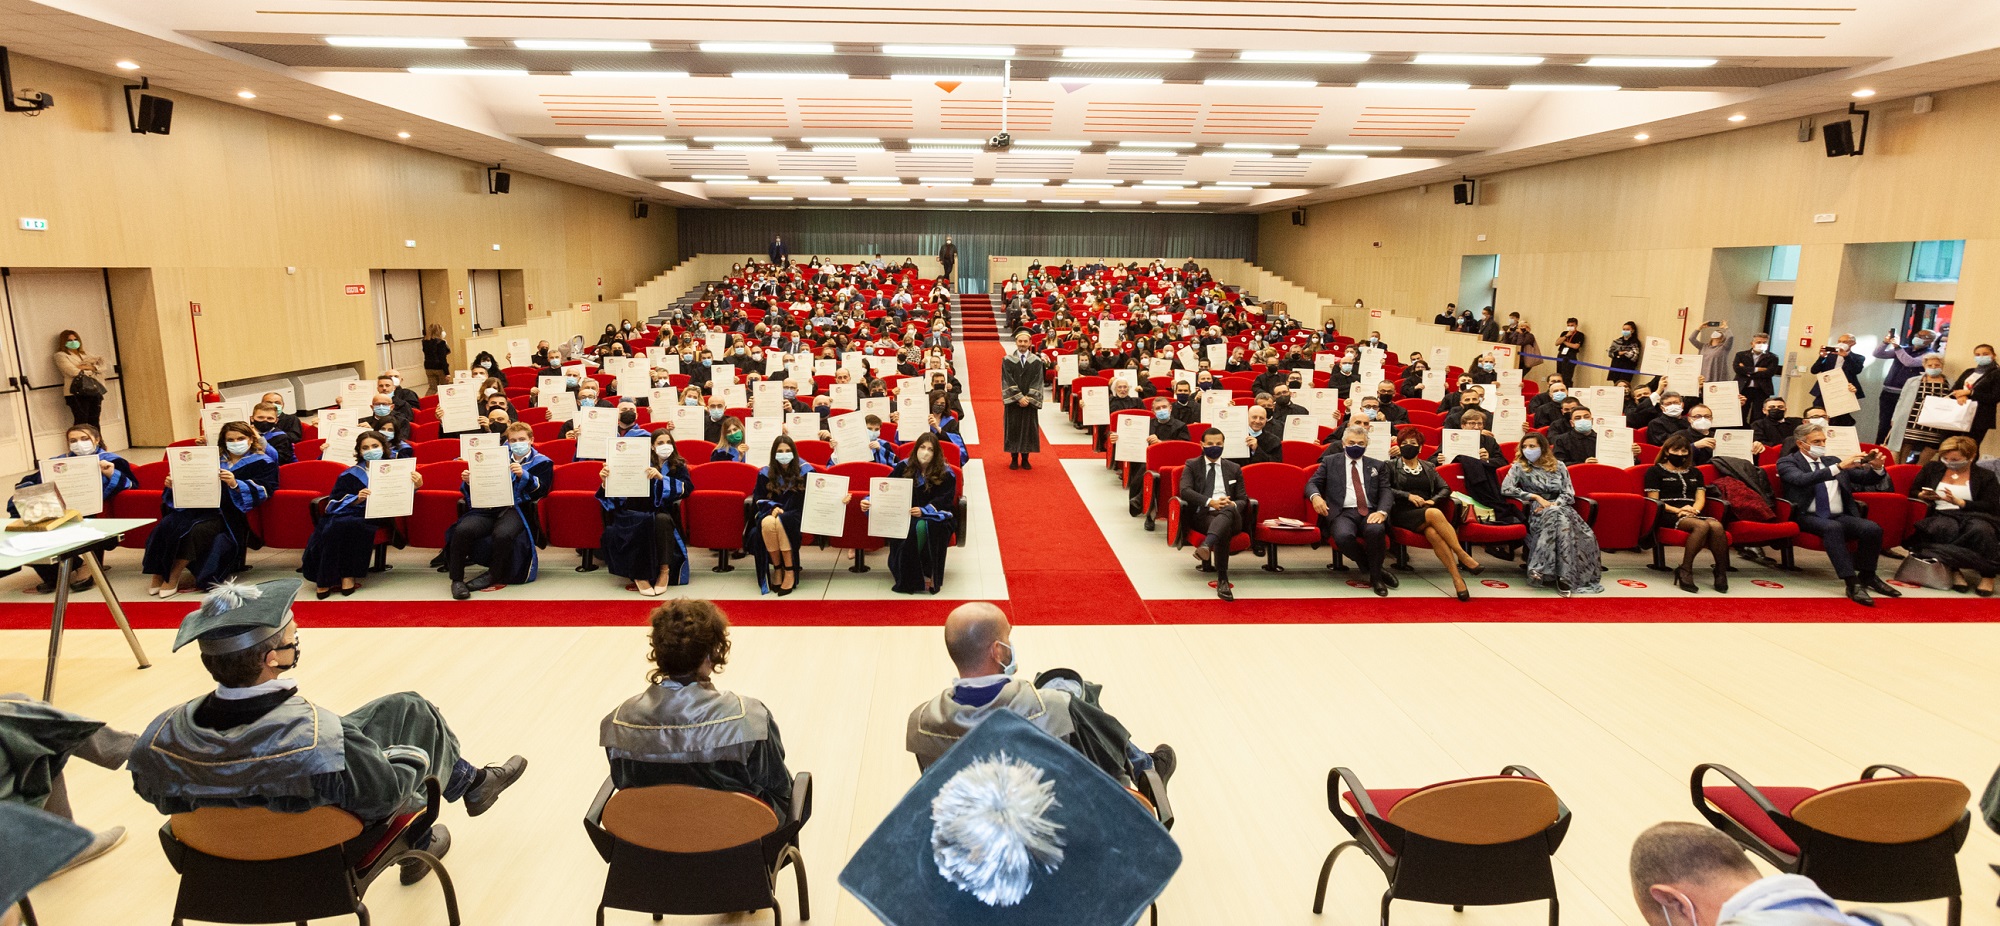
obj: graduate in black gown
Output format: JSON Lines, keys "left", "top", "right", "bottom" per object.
{"left": 300, "top": 430, "right": 422, "bottom": 599}
{"left": 745, "top": 434, "right": 815, "bottom": 596}
{"left": 866, "top": 431, "right": 958, "bottom": 595}
{"left": 142, "top": 420, "right": 277, "bottom": 598}
{"left": 443, "top": 421, "right": 555, "bottom": 600}
{"left": 598, "top": 428, "right": 692, "bottom": 596}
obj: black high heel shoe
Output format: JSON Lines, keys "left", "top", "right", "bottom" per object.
{"left": 772, "top": 563, "right": 799, "bottom": 596}
{"left": 315, "top": 588, "right": 332, "bottom": 600}
{"left": 1675, "top": 565, "right": 1699, "bottom": 594}
{"left": 1712, "top": 563, "right": 1729, "bottom": 593}
{"left": 1454, "top": 582, "right": 1471, "bottom": 602}
{"left": 1462, "top": 561, "right": 1484, "bottom": 576}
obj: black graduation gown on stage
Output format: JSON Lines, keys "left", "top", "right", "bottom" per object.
{"left": 885, "top": 461, "right": 956, "bottom": 594}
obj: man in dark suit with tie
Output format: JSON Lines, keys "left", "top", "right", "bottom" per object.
{"left": 1732, "top": 332, "right": 1781, "bottom": 413}
{"left": 1307, "top": 423, "right": 1397, "bottom": 596}
{"left": 1177, "top": 428, "right": 1249, "bottom": 601}
{"left": 1777, "top": 422, "right": 1900, "bottom": 607}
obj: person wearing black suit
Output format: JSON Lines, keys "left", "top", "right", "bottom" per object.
{"left": 1732, "top": 334, "right": 1782, "bottom": 412}
{"left": 1178, "top": 428, "right": 1249, "bottom": 601}
{"left": 1950, "top": 344, "right": 2000, "bottom": 446}
{"left": 1808, "top": 335, "right": 1865, "bottom": 426}
{"left": 1307, "top": 423, "right": 1397, "bottom": 596}
{"left": 767, "top": 236, "right": 789, "bottom": 266}
{"left": 1778, "top": 422, "right": 1900, "bottom": 606}
{"left": 1750, "top": 398, "right": 1800, "bottom": 456}
{"left": 1244, "top": 406, "right": 1283, "bottom": 463}
{"left": 1117, "top": 396, "right": 1190, "bottom": 516}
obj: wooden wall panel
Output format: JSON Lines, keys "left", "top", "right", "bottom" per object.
{"left": 0, "top": 53, "right": 675, "bottom": 439}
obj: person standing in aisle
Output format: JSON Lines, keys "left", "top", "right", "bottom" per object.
{"left": 937, "top": 236, "right": 958, "bottom": 287}
{"left": 54, "top": 329, "right": 107, "bottom": 428}
{"left": 1554, "top": 317, "right": 1585, "bottom": 384}
{"left": 1001, "top": 330, "right": 1046, "bottom": 470}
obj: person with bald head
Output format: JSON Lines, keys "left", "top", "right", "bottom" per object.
{"left": 1628, "top": 822, "right": 1921, "bottom": 926}
{"left": 906, "top": 603, "right": 1175, "bottom": 786}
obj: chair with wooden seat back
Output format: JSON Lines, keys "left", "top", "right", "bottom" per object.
{"left": 1315, "top": 766, "right": 1569, "bottom": 926}
{"left": 1693, "top": 763, "right": 1970, "bottom": 925}
{"left": 158, "top": 777, "right": 457, "bottom": 926}
{"left": 583, "top": 775, "right": 812, "bottom": 926}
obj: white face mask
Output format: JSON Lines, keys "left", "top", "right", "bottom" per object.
{"left": 915, "top": 447, "right": 936, "bottom": 464}
{"left": 69, "top": 439, "right": 96, "bottom": 455}
{"left": 1690, "top": 417, "right": 1712, "bottom": 431}
{"left": 1662, "top": 404, "right": 1683, "bottom": 418}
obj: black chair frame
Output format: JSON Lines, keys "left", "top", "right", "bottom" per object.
{"left": 158, "top": 776, "right": 458, "bottom": 926}
{"left": 1315, "top": 765, "right": 1569, "bottom": 926}
{"left": 1692, "top": 763, "right": 1966, "bottom": 925}
{"left": 583, "top": 772, "right": 813, "bottom": 926}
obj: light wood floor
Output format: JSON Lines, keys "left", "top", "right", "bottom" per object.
{"left": 10, "top": 621, "right": 2000, "bottom": 926}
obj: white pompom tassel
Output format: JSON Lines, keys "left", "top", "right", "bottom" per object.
{"left": 200, "top": 579, "right": 264, "bottom": 616}
{"left": 930, "top": 752, "right": 1066, "bottom": 906}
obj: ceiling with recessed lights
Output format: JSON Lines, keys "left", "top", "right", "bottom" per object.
{"left": 8, "top": 0, "right": 2000, "bottom": 212}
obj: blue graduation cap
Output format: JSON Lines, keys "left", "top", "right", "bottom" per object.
{"left": 171, "top": 578, "right": 303, "bottom": 654}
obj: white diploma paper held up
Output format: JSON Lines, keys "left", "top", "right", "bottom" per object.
{"left": 1114, "top": 414, "right": 1151, "bottom": 463}
{"left": 867, "top": 477, "right": 914, "bottom": 540}
{"left": 168, "top": 445, "right": 222, "bottom": 509}
{"left": 40, "top": 457, "right": 104, "bottom": 517}
{"left": 604, "top": 437, "right": 652, "bottom": 498}
{"left": 466, "top": 450, "right": 513, "bottom": 509}
{"left": 800, "top": 472, "right": 851, "bottom": 537}
{"left": 364, "top": 459, "right": 417, "bottom": 519}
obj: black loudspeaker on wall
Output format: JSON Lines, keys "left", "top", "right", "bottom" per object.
{"left": 487, "top": 167, "right": 511, "bottom": 194}
{"left": 133, "top": 94, "right": 172, "bottom": 134}
{"left": 1291, "top": 208, "right": 1306, "bottom": 226}
{"left": 632, "top": 201, "right": 650, "bottom": 219}
{"left": 1823, "top": 119, "right": 1857, "bottom": 157}
{"left": 1452, "top": 179, "right": 1478, "bottom": 205}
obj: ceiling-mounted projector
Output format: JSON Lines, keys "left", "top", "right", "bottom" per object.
{"left": 987, "top": 132, "right": 1012, "bottom": 150}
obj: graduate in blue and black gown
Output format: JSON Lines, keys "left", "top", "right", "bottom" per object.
{"left": 300, "top": 430, "right": 422, "bottom": 599}
{"left": 597, "top": 428, "right": 692, "bottom": 596}
{"left": 837, "top": 414, "right": 899, "bottom": 466}
{"left": 443, "top": 422, "right": 554, "bottom": 600}
{"left": 927, "top": 396, "right": 970, "bottom": 465}
{"left": 869, "top": 431, "right": 958, "bottom": 595}
{"left": 9, "top": 424, "right": 133, "bottom": 593}
{"left": 710, "top": 416, "right": 747, "bottom": 462}
{"left": 746, "top": 434, "right": 815, "bottom": 596}
{"left": 142, "top": 420, "right": 277, "bottom": 598}
{"left": 250, "top": 404, "right": 296, "bottom": 465}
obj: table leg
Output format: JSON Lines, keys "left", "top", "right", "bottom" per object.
{"left": 42, "top": 556, "right": 73, "bottom": 701}
{"left": 81, "top": 551, "right": 150, "bottom": 671}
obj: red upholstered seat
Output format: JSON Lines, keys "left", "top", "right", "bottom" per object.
{"left": 1342, "top": 787, "right": 1423, "bottom": 856}
{"left": 113, "top": 461, "right": 170, "bottom": 549}
{"left": 263, "top": 460, "right": 351, "bottom": 549}
{"left": 1702, "top": 786, "right": 1817, "bottom": 855}
{"left": 824, "top": 462, "right": 892, "bottom": 556}
{"left": 414, "top": 440, "right": 459, "bottom": 465}
{"left": 1583, "top": 492, "right": 1654, "bottom": 551}
{"left": 540, "top": 439, "right": 577, "bottom": 466}
{"left": 355, "top": 811, "right": 425, "bottom": 870}
{"left": 686, "top": 461, "right": 758, "bottom": 564}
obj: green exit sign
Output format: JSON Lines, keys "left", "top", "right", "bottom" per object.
{"left": 18, "top": 218, "right": 48, "bottom": 231}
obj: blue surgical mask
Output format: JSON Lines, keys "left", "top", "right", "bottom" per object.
{"left": 1523, "top": 446, "right": 1543, "bottom": 463}
{"left": 1980, "top": 355, "right": 1996, "bottom": 368}
{"left": 1202, "top": 445, "right": 1224, "bottom": 460}
{"left": 224, "top": 440, "right": 250, "bottom": 456}
{"left": 1154, "top": 408, "right": 1170, "bottom": 421}
{"left": 1480, "top": 362, "right": 1495, "bottom": 372}
{"left": 565, "top": 376, "right": 578, "bottom": 387}
{"left": 372, "top": 404, "right": 391, "bottom": 417}
{"left": 997, "top": 641, "right": 1018, "bottom": 677}
{"left": 773, "top": 451, "right": 795, "bottom": 465}
{"left": 1572, "top": 418, "right": 1594, "bottom": 434}
{"left": 579, "top": 397, "right": 597, "bottom": 408}
{"left": 509, "top": 440, "right": 532, "bottom": 458}
{"left": 1551, "top": 390, "right": 1567, "bottom": 401}
{"left": 783, "top": 388, "right": 797, "bottom": 399}
{"left": 1248, "top": 429, "right": 1263, "bottom": 438}
{"left": 702, "top": 359, "right": 712, "bottom": 367}
{"left": 360, "top": 448, "right": 384, "bottom": 462}
{"left": 1340, "top": 364, "right": 1353, "bottom": 374}
{"left": 708, "top": 408, "right": 724, "bottom": 420}
{"left": 1343, "top": 444, "right": 1365, "bottom": 460}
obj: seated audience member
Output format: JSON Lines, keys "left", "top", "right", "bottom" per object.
{"left": 260, "top": 391, "right": 304, "bottom": 443}
{"left": 1387, "top": 426, "right": 1481, "bottom": 600}
{"left": 1628, "top": 822, "right": 1924, "bottom": 926}
{"left": 1907, "top": 435, "right": 2000, "bottom": 595}
{"left": 1647, "top": 432, "right": 1729, "bottom": 593}
{"left": 1373, "top": 381, "right": 1409, "bottom": 424}
{"left": 1168, "top": 380, "right": 1200, "bottom": 424}
{"left": 599, "top": 599, "right": 794, "bottom": 820}
{"left": 710, "top": 416, "right": 747, "bottom": 462}
{"left": 143, "top": 421, "right": 277, "bottom": 598}
{"left": 749, "top": 434, "right": 820, "bottom": 596}
{"left": 1443, "top": 386, "right": 1488, "bottom": 430}
{"left": 1245, "top": 406, "right": 1283, "bottom": 463}
{"left": 1503, "top": 432, "right": 1604, "bottom": 595}
{"left": 250, "top": 403, "right": 296, "bottom": 465}
{"left": 906, "top": 603, "right": 1174, "bottom": 786}
{"left": 0, "top": 696, "right": 137, "bottom": 870}
{"left": 1779, "top": 422, "right": 1899, "bottom": 606}
{"left": 1626, "top": 383, "right": 1662, "bottom": 432}
{"left": 299, "top": 431, "right": 420, "bottom": 599}
{"left": 1440, "top": 408, "right": 1504, "bottom": 468}
{"left": 1309, "top": 424, "right": 1396, "bottom": 597}
{"left": 1647, "top": 392, "right": 1692, "bottom": 445}
{"left": 1750, "top": 397, "right": 1799, "bottom": 455}
{"left": 359, "top": 391, "right": 411, "bottom": 445}
{"left": 129, "top": 579, "right": 527, "bottom": 884}
{"left": 1113, "top": 396, "right": 1191, "bottom": 516}
{"left": 1552, "top": 407, "right": 1599, "bottom": 465}
{"left": 703, "top": 394, "right": 730, "bottom": 442}
{"left": 1178, "top": 427, "right": 1249, "bottom": 601}
{"left": 1529, "top": 375, "right": 1567, "bottom": 425}
{"left": 443, "top": 422, "right": 554, "bottom": 600}
{"left": 10, "top": 424, "right": 132, "bottom": 593}
{"left": 598, "top": 428, "right": 691, "bottom": 597}
{"left": 862, "top": 431, "right": 958, "bottom": 595}
{"left": 1684, "top": 404, "right": 1719, "bottom": 465}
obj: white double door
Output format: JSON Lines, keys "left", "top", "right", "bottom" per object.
{"left": 0, "top": 268, "right": 131, "bottom": 476}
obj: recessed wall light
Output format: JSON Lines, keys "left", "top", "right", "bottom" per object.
{"left": 1727, "top": 114, "right": 1747, "bottom": 122}
{"left": 1356, "top": 81, "right": 1473, "bottom": 91}
{"left": 807, "top": 196, "right": 852, "bottom": 202}
{"left": 587, "top": 134, "right": 668, "bottom": 142}
{"left": 1412, "top": 53, "right": 1544, "bottom": 66}
{"left": 396, "top": 131, "right": 411, "bottom": 139}
{"left": 733, "top": 72, "right": 847, "bottom": 80}
{"left": 326, "top": 36, "right": 468, "bottom": 49}
{"left": 1061, "top": 47, "right": 1194, "bottom": 61}
{"left": 1110, "top": 151, "right": 1178, "bottom": 158}
{"left": 1204, "top": 79, "right": 1317, "bottom": 88}
{"left": 1851, "top": 88, "right": 1877, "bottom": 98}
{"left": 1634, "top": 133, "right": 1651, "bottom": 140}
{"left": 1014, "top": 139, "right": 1094, "bottom": 147}
{"left": 983, "top": 198, "right": 1028, "bottom": 203}
{"left": 1099, "top": 200, "right": 1143, "bottom": 205}
{"left": 867, "top": 197, "right": 912, "bottom": 202}
{"left": 889, "top": 74, "right": 1003, "bottom": 83}
{"left": 115, "top": 60, "right": 140, "bottom": 70}
{"left": 328, "top": 114, "right": 344, "bottom": 121}
{"left": 1222, "top": 143, "right": 1298, "bottom": 150}
{"left": 712, "top": 144, "right": 787, "bottom": 152}
{"left": 404, "top": 240, "right": 416, "bottom": 247}
{"left": 692, "top": 174, "right": 751, "bottom": 180}
{"left": 749, "top": 196, "right": 794, "bottom": 201}
{"left": 1119, "top": 141, "right": 1193, "bottom": 149}
{"left": 1051, "top": 77, "right": 1164, "bottom": 85}
{"left": 909, "top": 138, "right": 985, "bottom": 145}
{"left": 918, "top": 177, "right": 974, "bottom": 184}
{"left": 695, "top": 136, "right": 772, "bottom": 143}
{"left": 236, "top": 90, "right": 257, "bottom": 99}
{"left": 700, "top": 42, "right": 835, "bottom": 55}
{"left": 1156, "top": 200, "right": 1196, "bottom": 205}
{"left": 514, "top": 39, "right": 651, "bottom": 51}
{"left": 802, "top": 136, "right": 880, "bottom": 144}
{"left": 1509, "top": 84, "right": 1620, "bottom": 92}
{"left": 925, "top": 197, "right": 969, "bottom": 202}
{"left": 614, "top": 144, "right": 688, "bottom": 151}
{"left": 844, "top": 176, "right": 902, "bottom": 182}
{"left": 1299, "top": 153, "right": 1367, "bottom": 159}
{"left": 407, "top": 67, "right": 530, "bottom": 76}
{"left": 568, "top": 70, "right": 689, "bottom": 79}
{"left": 1327, "top": 145, "right": 1403, "bottom": 151}
{"left": 1201, "top": 151, "right": 1271, "bottom": 158}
